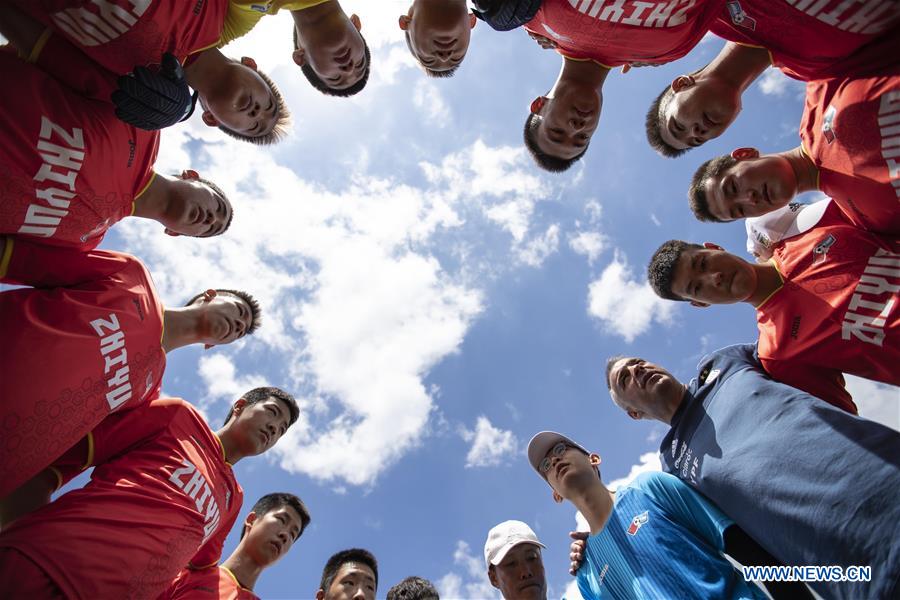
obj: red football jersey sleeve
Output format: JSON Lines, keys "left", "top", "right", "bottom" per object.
{"left": 0, "top": 51, "right": 158, "bottom": 249}
{"left": 800, "top": 74, "right": 900, "bottom": 237}
{"left": 710, "top": 0, "right": 900, "bottom": 80}
{"left": 0, "top": 399, "right": 242, "bottom": 600}
{"left": 164, "top": 566, "right": 260, "bottom": 600}
{"left": 756, "top": 203, "right": 900, "bottom": 412}
{"left": 0, "top": 240, "right": 166, "bottom": 498}
{"left": 524, "top": 0, "right": 722, "bottom": 68}
{"left": 15, "top": 0, "right": 228, "bottom": 75}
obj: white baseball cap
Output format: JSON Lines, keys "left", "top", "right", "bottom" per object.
{"left": 483, "top": 520, "right": 546, "bottom": 568}
{"left": 526, "top": 431, "right": 590, "bottom": 480}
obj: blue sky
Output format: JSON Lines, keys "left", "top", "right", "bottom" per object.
{"left": 39, "top": 2, "right": 899, "bottom": 598}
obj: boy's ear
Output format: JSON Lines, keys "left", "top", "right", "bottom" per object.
{"left": 398, "top": 14, "right": 411, "bottom": 30}
{"left": 292, "top": 47, "right": 306, "bottom": 67}
{"left": 703, "top": 242, "right": 724, "bottom": 251}
{"left": 552, "top": 490, "right": 564, "bottom": 503}
{"left": 671, "top": 74, "right": 695, "bottom": 93}
{"left": 181, "top": 169, "right": 200, "bottom": 181}
{"left": 690, "top": 300, "right": 710, "bottom": 308}
{"left": 350, "top": 13, "right": 361, "bottom": 32}
{"left": 627, "top": 410, "right": 642, "bottom": 420}
{"left": 530, "top": 96, "right": 547, "bottom": 115}
{"left": 164, "top": 228, "right": 180, "bottom": 237}
{"left": 240, "top": 56, "right": 258, "bottom": 71}
{"left": 201, "top": 111, "right": 219, "bottom": 127}
{"left": 315, "top": 591, "right": 326, "bottom": 600}
{"left": 468, "top": 12, "right": 477, "bottom": 28}
{"left": 731, "top": 147, "right": 759, "bottom": 161}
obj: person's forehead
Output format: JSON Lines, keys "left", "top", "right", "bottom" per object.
{"left": 336, "top": 562, "right": 375, "bottom": 582}
{"left": 609, "top": 357, "right": 637, "bottom": 389}
{"left": 671, "top": 250, "right": 698, "bottom": 294}
{"left": 269, "top": 505, "right": 301, "bottom": 525}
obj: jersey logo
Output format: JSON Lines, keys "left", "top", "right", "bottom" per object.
{"left": 540, "top": 23, "right": 572, "bottom": 43}
{"left": 813, "top": 234, "right": 836, "bottom": 264}
{"left": 726, "top": 1, "right": 756, "bottom": 31}
{"left": 627, "top": 511, "right": 649, "bottom": 535}
{"left": 698, "top": 364, "right": 719, "bottom": 385}
{"left": 822, "top": 105, "right": 837, "bottom": 144}
{"left": 250, "top": 3, "right": 269, "bottom": 12}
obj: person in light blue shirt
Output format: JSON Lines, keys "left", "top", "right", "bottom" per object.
{"left": 527, "top": 431, "right": 808, "bottom": 600}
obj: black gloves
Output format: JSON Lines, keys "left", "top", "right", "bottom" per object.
{"left": 111, "top": 53, "right": 196, "bottom": 131}
{"left": 472, "top": 0, "right": 542, "bottom": 32}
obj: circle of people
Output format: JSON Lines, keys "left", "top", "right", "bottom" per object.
{"left": 0, "top": 1, "right": 897, "bottom": 599}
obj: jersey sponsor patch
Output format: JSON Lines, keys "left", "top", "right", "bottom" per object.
{"left": 822, "top": 105, "right": 837, "bottom": 144}
{"left": 627, "top": 511, "right": 649, "bottom": 535}
{"left": 726, "top": 1, "right": 756, "bottom": 30}
{"left": 813, "top": 234, "right": 836, "bottom": 264}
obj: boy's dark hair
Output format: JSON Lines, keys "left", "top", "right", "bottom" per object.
{"left": 223, "top": 386, "right": 299, "bottom": 428}
{"left": 647, "top": 240, "right": 702, "bottom": 301}
{"left": 386, "top": 576, "right": 440, "bottom": 600}
{"left": 523, "top": 113, "right": 586, "bottom": 173}
{"left": 605, "top": 355, "right": 626, "bottom": 390}
{"left": 404, "top": 31, "right": 458, "bottom": 78}
{"left": 294, "top": 27, "right": 370, "bottom": 96}
{"left": 241, "top": 492, "right": 311, "bottom": 540}
{"left": 184, "top": 288, "right": 262, "bottom": 335}
{"left": 320, "top": 548, "right": 379, "bottom": 593}
{"left": 688, "top": 155, "right": 737, "bottom": 223}
{"left": 217, "top": 69, "right": 291, "bottom": 145}
{"left": 645, "top": 86, "right": 688, "bottom": 158}
{"left": 195, "top": 176, "right": 235, "bottom": 236}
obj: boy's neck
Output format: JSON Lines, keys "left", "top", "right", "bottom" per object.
{"left": 780, "top": 146, "right": 819, "bottom": 194}
{"left": 183, "top": 49, "right": 228, "bottom": 95}
{"left": 222, "top": 550, "right": 263, "bottom": 591}
{"left": 215, "top": 430, "right": 247, "bottom": 465}
{"left": 293, "top": 0, "right": 341, "bottom": 29}
{"left": 701, "top": 42, "right": 770, "bottom": 92}
{"left": 556, "top": 57, "right": 610, "bottom": 92}
{"left": 131, "top": 172, "right": 168, "bottom": 222}
{"left": 748, "top": 262, "right": 784, "bottom": 308}
{"left": 161, "top": 307, "right": 200, "bottom": 353}
{"left": 569, "top": 481, "right": 616, "bottom": 535}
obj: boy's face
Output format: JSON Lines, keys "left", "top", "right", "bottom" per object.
{"left": 544, "top": 445, "right": 601, "bottom": 501}
{"left": 670, "top": 245, "right": 758, "bottom": 306}
{"left": 200, "top": 57, "right": 278, "bottom": 137}
{"left": 295, "top": 14, "right": 366, "bottom": 90}
{"left": 321, "top": 562, "right": 377, "bottom": 600}
{"left": 243, "top": 505, "right": 304, "bottom": 567}
{"left": 163, "top": 171, "right": 232, "bottom": 238}
{"left": 660, "top": 75, "right": 741, "bottom": 151}
{"left": 703, "top": 151, "right": 798, "bottom": 221}
{"left": 229, "top": 396, "right": 293, "bottom": 456}
{"left": 189, "top": 290, "right": 254, "bottom": 348}
{"left": 532, "top": 82, "right": 602, "bottom": 160}
{"left": 399, "top": 0, "right": 476, "bottom": 73}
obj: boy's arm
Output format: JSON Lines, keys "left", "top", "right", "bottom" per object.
{"left": 0, "top": 1, "right": 46, "bottom": 58}
{"left": 723, "top": 526, "right": 814, "bottom": 600}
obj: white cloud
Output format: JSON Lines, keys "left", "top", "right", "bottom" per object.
{"left": 413, "top": 79, "right": 451, "bottom": 124}
{"left": 756, "top": 68, "right": 802, "bottom": 97}
{"left": 461, "top": 416, "right": 519, "bottom": 468}
{"left": 607, "top": 452, "right": 662, "bottom": 491}
{"left": 846, "top": 376, "right": 900, "bottom": 432}
{"left": 569, "top": 230, "right": 608, "bottom": 265}
{"left": 197, "top": 354, "right": 268, "bottom": 409}
{"left": 518, "top": 223, "right": 560, "bottom": 267}
{"left": 586, "top": 252, "right": 677, "bottom": 343}
{"left": 436, "top": 541, "right": 499, "bottom": 600}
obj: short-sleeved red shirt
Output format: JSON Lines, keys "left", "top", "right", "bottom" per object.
{"left": 0, "top": 238, "right": 166, "bottom": 498}
{"left": 756, "top": 202, "right": 900, "bottom": 413}
{"left": 0, "top": 51, "right": 158, "bottom": 249}
{"left": 0, "top": 398, "right": 242, "bottom": 600}
{"left": 163, "top": 566, "right": 261, "bottom": 600}
{"left": 524, "top": 0, "right": 724, "bottom": 68}
{"left": 710, "top": 0, "right": 900, "bottom": 80}
{"left": 16, "top": 0, "right": 227, "bottom": 75}
{"left": 800, "top": 74, "right": 900, "bottom": 237}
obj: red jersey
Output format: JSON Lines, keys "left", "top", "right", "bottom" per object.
{"left": 800, "top": 74, "right": 900, "bottom": 237}
{"left": 0, "top": 398, "right": 243, "bottom": 600}
{"left": 755, "top": 203, "right": 900, "bottom": 413}
{"left": 0, "top": 51, "right": 158, "bottom": 249}
{"left": 17, "top": 0, "right": 227, "bottom": 75}
{"left": 0, "top": 238, "right": 166, "bottom": 498}
{"left": 711, "top": 0, "right": 900, "bottom": 80}
{"left": 524, "top": 0, "right": 724, "bottom": 68}
{"left": 163, "top": 566, "right": 260, "bottom": 600}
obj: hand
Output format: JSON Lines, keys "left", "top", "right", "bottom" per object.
{"left": 568, "top": 530, "right": 588, "bottom": 575}
{"left": 111, "top": 52, "right": 194, "bottom": 131}
{"left": 527, "top": 31, "right": 557, "bottom": 50}
{"left": 621, "top": 61, "right": 664, "bottom": 73}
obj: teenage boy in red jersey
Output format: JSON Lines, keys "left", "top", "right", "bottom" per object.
{"left": 518, "top": 0, "right": 725, "bottom": 172}
{"left": 0, "top": 51, "right": 232, "bottom": 249}
{"left": 0, "top": 388, "right": 299, "bottom": 599}
{"left": 686, "top": 74, "right": 900, "bottom": 237}
{"left": 647, "top": 2, "right": 900, "bottom": 157}
{"left": 0, "top": 1, "right": 291, "bottom": 144}
{"left": 223, "top": 1, "right": 370, "bottom": 97}
{"left": 0, "top": 237, "right": 261, "bottom": 499}
{"left": 316, "top": 548, "right": 378, "bottom": 600}
{"left": 163, "top": 492, "right": 311, "bottom": 600}
{"left": 645, "top": 209, "right": 900, "bottom": 413}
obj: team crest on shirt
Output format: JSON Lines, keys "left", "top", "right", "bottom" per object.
{"left": 80, "top": 218, "right": 112, "bottom": 243}
{"left": 813, "top": 234, "right": 836, "bottom": 264}
{"left": 822, "top": 105, "right": 837, "bottom": 144}
{"left": 726, "top": 1, "right": 756, "bottom": 31}
{"left": 627, "top": 512, "right": 649, "bottom": 536}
